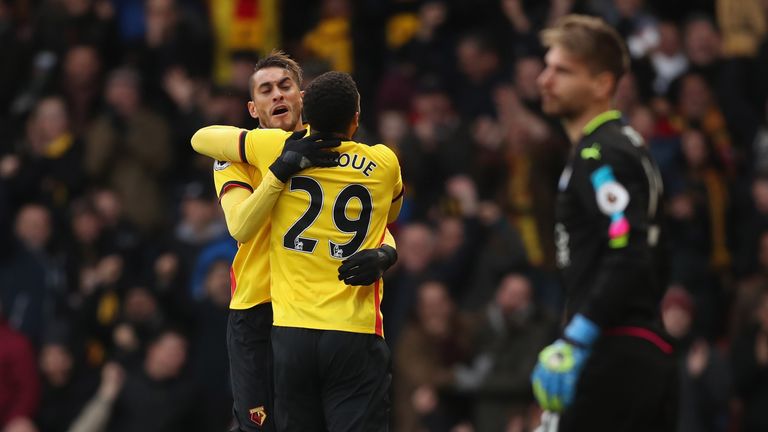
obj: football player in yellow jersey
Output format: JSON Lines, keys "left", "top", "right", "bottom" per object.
{"left": 209, "top": 52, "right": 397, "bottom": 432}
{"left": 192, "top": 72, "right": 403, "bottom": 432}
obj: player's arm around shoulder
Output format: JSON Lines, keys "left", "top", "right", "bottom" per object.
{"left": 213, "top": 161, "right": 256, "bottom": 243}
{"left": 242, "top": 128, "right": 295, "bottom": 171}
{"left": 191, "top": 126, "right": 293, "bottom": 168}
{"left": 191, "top": 125, "right": 248, "bottom": 162}
{"left": 215, "top": 160, "right": 285, "bottom": 243}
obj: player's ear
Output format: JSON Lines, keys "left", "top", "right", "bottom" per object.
{"left": 247, "top": 100, "right": 259, "bottom": 120}
{"left": 348, "top": 112, "right": 360, "bottom": 138}
{"left": 593, "top": 71, "right": 614, "bottom": 101}
{"left": 298, "top": 90, "right": 305, "bottom": 111}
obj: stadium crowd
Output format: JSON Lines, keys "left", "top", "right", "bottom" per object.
{"left": 1, "top": 0, "right": 768, "bottom": 431}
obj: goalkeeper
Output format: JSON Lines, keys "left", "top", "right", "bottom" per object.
{"left": 530, "top": 15, "right": 676, "bottom": 431}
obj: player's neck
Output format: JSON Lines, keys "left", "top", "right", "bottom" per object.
{"left": 564, "top": 101, "right": 613, "bottom": 145}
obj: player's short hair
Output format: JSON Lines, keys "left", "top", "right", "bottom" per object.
{"left": 250, "top": 50, "right": 303, "bottom": 97}
{"left": 540, "top": 14, "right": 629, "bottom": 87}
{"left": 303, "top": 71, "right": 359, "bottom": 135}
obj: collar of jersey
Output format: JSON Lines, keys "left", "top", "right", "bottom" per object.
{"left": 582, "top": 110, "right": 622, "bottom": 136}
{"left": 255, "top": 123, "right": 310, "bottom": 134}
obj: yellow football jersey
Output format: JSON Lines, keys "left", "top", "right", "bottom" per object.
{"left": 243, "top": 128, "right": 403, "bottom": 336}
{"left": 212, "top": 160, "right": 271, "bottom": 309}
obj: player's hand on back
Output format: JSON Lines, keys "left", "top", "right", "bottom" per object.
{"left": 270, "top": 131, "right": 341, "bottom": 182}
{"left": 337, "top": 245, "right": 398, "bottom": 286}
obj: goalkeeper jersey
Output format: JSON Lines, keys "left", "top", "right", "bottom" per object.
{"left": 555, "top": 110, "right": 665, "bottom": 329}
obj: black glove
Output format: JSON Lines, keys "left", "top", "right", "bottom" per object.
{"left": 269, "top": 131, "right": 341, "bottom": 182}
{"left": 337, "top": 245, "right": 398, "bottom": 286}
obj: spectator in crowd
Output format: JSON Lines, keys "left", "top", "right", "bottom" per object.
{"left": 33, "top": 0, "right": 118, "bottom": 64}
{"left": 733, "top": 230, "right": 768, "bottom": 337}
{"left": 452, "top": 32, "right": 504, "bottom": 121}
{"left": 665, "top": 128, "right": 730, "bottom": 336}
{"left": 494, "top": 55, "right": 565, "bottom": 271}
{"left": 110, "top": 286, "right": 167, "bottom": 365}
{"left": 662, "top": 286, "right": 731, "bottom": 432}
{"left": 301, "top": 0, "right": 353, "bottom": 73}
{"left": 35, "top": 335, "right": 99, "bottom": 432}
{"left": 84, "top": 67, "right": 172, "bottom": 233}
{"left": 161, "top": 65, "right": 208, "bottom": 182}
{"left": 682, "top": 14, "right": 721, "bottom": 84}
{"left": 383, "top": 223, "right": 437, "bottom": 347}
{"left": 731, "top": 287, "right": 768, "bottom": 432}
{"left": 58, "top": 45, "right": 103, "bottom": 136}
{"left": 497, "top": 0, "right": 552, "bottom": 58}
{"left": 393, "top": 281, "right": 474, "bottom": 432}
{"left": 67, "top": 362, "right": 124, "bottom": 432}
{"left": 135, "top": 0, "right": 213, "bottom": 100}
{"left": 0, "top": 204, "right": 65, "bottom": 348}
{"left": 468, "top": 273, "right": 556, "bottom": 432}
{"left": 650, "top": 21, "right": 688, "bottom": 95}
{"left": 734, "top": 177, "right": 768, "bottom": 277}
{"left": 105, "top": 328, "right": 203, "bottom": 432}
{"left": 0, "top": 300, "right": 39, "bottom": 432}
{"left": 399, "top": 81, "right": 472, "bottom": 220}
{"left": 673, "top": 73, "right": 735, "bottom": 172}
{"left": 751, "top": 101, "right": 768, "bottom": 174}
{"left": 398, "top": 0, "right": 453, "bottom": 80}
{"left": 1, "top": 96, "right": 85, "bottom": 227}
{"left": 189, "top": 259, "right": 233, "bottom": 431}
{"left": 64, "top": 198, "right": 109, "bottom": 296}
{"left": 608, "top": 0, "right": 660, "bottom": 59}
{"left": 167, "top": 180, "right": 233, "bottom": 301}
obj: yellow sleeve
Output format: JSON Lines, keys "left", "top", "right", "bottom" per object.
{"left": 388, "top": 152, "right": 404, "bottom": 224}
{"left": 243, "top": 128, "right": 293, "bottom": 173}
{"left": 381, "top": 228, "right": 396, "bottom": 249}
{"left": 191, "top": 126, "right": 248, "bottom": 162}
{"left": 219, "top": 170, "right": 285, "bottom": 243}
{"left": 213, "top": 161, "right": 254, "bottom": 198}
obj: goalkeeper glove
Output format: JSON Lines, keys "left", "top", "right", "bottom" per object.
{"left": 337, "top": 245, "right": 397, "bottom": 286}
{"left": 269, "top": 131, "right": 341, "bottom": 182}
{"left": 531, "top": 314, "right": 599, "bottom": 412}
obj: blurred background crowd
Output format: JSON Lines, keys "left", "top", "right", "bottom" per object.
{"left": 1, "top": 0, "right": 768, "bottom": 431}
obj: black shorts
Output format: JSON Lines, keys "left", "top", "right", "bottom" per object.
{"left": 558, "top": 331, "right": 678, "bottom": 432}
{"left": 271, "top": 327, "right": 391, "bottom": 432}
{"left": 228, "top": 303, "right": 274, "bottom": 432}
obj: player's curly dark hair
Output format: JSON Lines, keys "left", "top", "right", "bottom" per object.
{"left": 303, "top": 71, "right": 359, "bottom": 135}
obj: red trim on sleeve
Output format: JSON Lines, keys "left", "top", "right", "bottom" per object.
{"left": 392, "top": 186, "right": 405, "bottom": 203}
{"left": 604, "top": 326, "right": 673, "bottom": 354}
{"left": 238, "top": 130, "right": 248, "bottom": 164}
{"left": 229, "top": 266, "right": 237, "bottom": 298}
{"left": 219, "top": 181, "right": 254, "bottom": 198}
{"left": 374, "top": 231, "right": 387, "bottom": 337}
